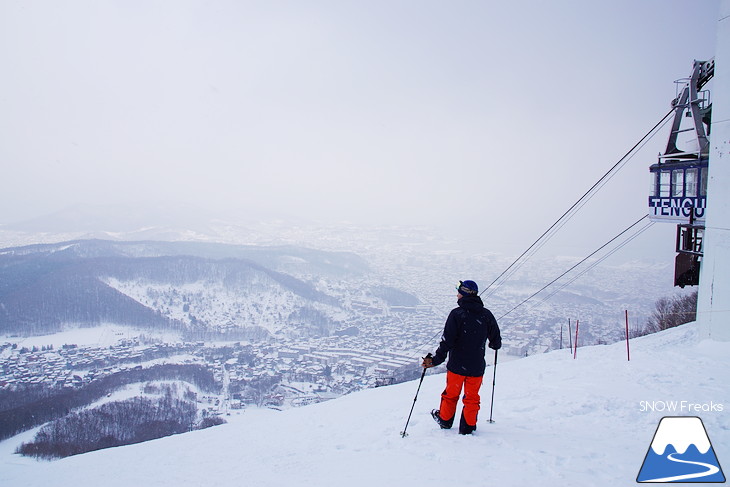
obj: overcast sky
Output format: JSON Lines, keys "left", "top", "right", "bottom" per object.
{"left": 0, "top": 0, "right": 722, "bottom": 252}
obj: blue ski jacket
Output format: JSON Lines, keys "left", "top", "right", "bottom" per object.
{"left": 431, "top": 295, "right": 501, "bottom": 377}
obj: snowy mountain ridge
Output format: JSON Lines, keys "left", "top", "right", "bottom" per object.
{"left": 0, "top": 239, "right": 420, "bottom": 340}
{"left": 1, "top": 321, "right": 727, "bottom": 487}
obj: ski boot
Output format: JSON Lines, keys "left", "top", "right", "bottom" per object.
{"left": 458, "top": 412, "right": 477, "bottom": 435}
{"left": 431, "top": 409, "right": 454, "bottom": 429}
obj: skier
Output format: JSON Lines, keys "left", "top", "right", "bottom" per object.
{"left": 422, "top": 280, "right": 501, "bottom": 435}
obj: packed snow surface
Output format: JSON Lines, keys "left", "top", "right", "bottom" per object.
{"left": 1, "top": 322, "right": 728, "bottom": 487}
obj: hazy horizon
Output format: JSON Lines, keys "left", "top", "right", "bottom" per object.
{"left": 0, "top": 0, "right": 722, "bottom": 260}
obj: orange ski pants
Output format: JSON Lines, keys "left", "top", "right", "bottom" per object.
{"left": 439, "top": 371, "right": 483, "bottom": 426}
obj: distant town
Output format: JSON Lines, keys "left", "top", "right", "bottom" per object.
{"left": 0, "top": 231, "right": 684, "bottom": 421}
{"left": 1, "top": 313, "right": 433, "bottom": 413}
{"left": 1, "top": 295, "right": 648, "bottom": 417}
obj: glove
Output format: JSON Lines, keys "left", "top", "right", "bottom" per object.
{"left": 422, "top": 353, "right": 434, "bottom": 368}
{"left": 489, "top": 342, "right": 501, "bottom": 350}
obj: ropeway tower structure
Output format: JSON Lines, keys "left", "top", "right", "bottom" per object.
{"left": 648, "top": 57, "right": 713, "bottom": 288}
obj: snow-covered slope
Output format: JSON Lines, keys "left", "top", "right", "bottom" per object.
{"left": 1, "top": 323, "right": 728, "bottom": 487}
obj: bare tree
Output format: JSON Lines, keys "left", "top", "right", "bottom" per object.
{"left": 646, "top": 291, "right": 698, "bottom": 333}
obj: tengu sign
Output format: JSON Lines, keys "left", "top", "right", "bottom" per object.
{"left": 648, "top": 196, "right": 706, "bottom": 223}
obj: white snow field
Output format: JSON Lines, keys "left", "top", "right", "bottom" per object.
{"left": 1, "top": 322, "right": 728, "bottom": 487}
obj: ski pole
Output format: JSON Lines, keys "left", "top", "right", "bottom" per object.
{"left": 487, "top": 349, "right": 498, "bottom": 423}
{"left": 400, "top": 354, "right": 431, "bottom": 438}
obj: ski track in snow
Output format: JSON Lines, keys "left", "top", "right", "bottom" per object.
{"left": 1, "top": 323, "right": 728, "bottom": 487}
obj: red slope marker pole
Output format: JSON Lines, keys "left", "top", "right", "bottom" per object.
{"left": 573, "top": 320, "right": 579, "bottom": 359}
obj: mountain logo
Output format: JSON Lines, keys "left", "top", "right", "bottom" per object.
{"left": 637, "top": 416, "right": 726, "bottom": 483}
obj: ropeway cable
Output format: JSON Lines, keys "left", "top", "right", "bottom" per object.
{"left": 496, "top": 215, "right": 654, "bottom": 320}
{"left": 480, "top": 109, "right": 674, "bottom": 301}
{"left": 522, "top": 220, "right": 655, "bottom": 315}
{"left": 410, "top": 216, "right": 655, "bottom": 356}
{"left": 408, "top": 109, "right": 673, "bottom": 357}
{"left": 481, "top": 111, "right": 672, "bottom": 300}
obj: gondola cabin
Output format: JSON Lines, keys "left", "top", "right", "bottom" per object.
{"left": 649, "top": 59, "right": 714, "bottom": 287}
{"left": 649, "top": 160, "right": 708, "bottom": 222}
